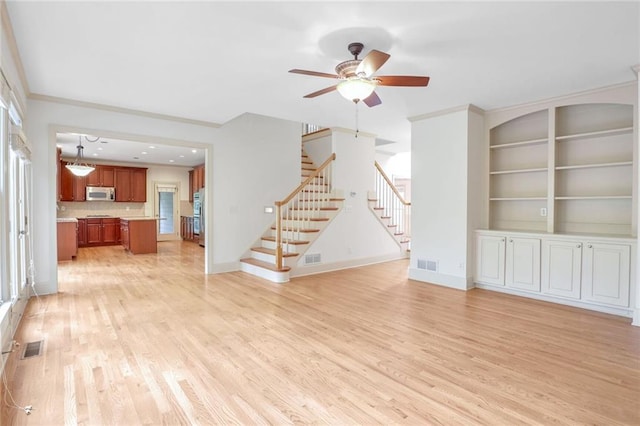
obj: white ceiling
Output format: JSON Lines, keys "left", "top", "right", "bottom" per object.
{"left": 7, "top": 1, "right": 640, "bottom": 158}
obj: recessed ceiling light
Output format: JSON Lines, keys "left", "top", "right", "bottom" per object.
{"left": 169, "top": 159, "right": 175, "bottom": 163}
{"left": 141, "top": 151, "right": 148, "bottom": 155}
{"left": 191, "top": 149, "right": 197, "bottom": 153}
{"left": 97, "top": 147, "right": 103, "bottom": 151}
{"left": 92, "top": 153, "right": 98, "bottom": 156}
{"left": 149, "top": 146, "right": 156, "bottom": 149}
{"left": 179, "top": 155, "right": 185, "bottom": 158}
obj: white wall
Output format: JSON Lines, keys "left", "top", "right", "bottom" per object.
{"left": 26, "top": 98, "right": 217, "bottom": 295}
{"left": 294, "top": 128, "right": 402, "bottom": 274}
{"left": 409, "top": 106, "right": 484, "bottom": 290}
{"left": 212, "top": 113, "right": 301, "bottom": 270}
{"left": 302, "top": 130, "right": 332, "bottom": 167}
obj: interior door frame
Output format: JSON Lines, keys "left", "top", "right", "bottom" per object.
{"left": 153, "top": 181, "right": 180, "bottom": 241}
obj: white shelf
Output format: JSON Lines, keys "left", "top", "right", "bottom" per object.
{"left": 490, "top": 137, "right": 547, "bottom": 150}
{"left": 490, "top": 167, "right": 548, "bottom": 175}
{"left": 490, "top": 197, "right": 547, "bottom": 201}
{"left": 556, "top": 126, "right": 633, "bottom": 142}
{"left": 555, "top": 161, "right": 632, "bottom": 171}
{"left": 555, "top": 195, "right": 632, "bottom": 200}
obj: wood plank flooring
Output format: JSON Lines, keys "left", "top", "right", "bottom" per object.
{"left": 1, "top": 241, "right": 639, "bottom": 425}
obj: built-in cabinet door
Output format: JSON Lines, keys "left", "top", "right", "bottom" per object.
{"left": 542, "top": 240, "right": 582, "bottom": 299}
{"left": 115, "top": 168, "right": 132, "bottom": 201}
{"left": 476, "top": 235, "right": 506, "bottom": 286}
{"left": 582, "top": 242, "right": 630, "bottom": 307}
{"left": 86, "top": 219, "right": 102, "bottom": 244}
{"left": 506, "top": 237, "right": 541, "bottom": 292}
{"left": 102, "top": 219, "right": 119, "bottom": 244}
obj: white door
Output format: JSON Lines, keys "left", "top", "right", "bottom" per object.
{"left": 542, "top": 240, "right": 582, "bottom": 299}
{"left": 582, "top": 242, "right": 630, "bottom": 307}
{"left": 476, "top": 235, "right": 506, "bottom": 286}
{"left": 506, "top": 237, "right": 541, "bottom": 292}
{"left": 154, "top": 183, "right": 179, "bottom": 241}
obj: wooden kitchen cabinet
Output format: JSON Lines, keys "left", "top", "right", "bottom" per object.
{"left": 180, "top": 216, "right": 194, "bottom": 241}
{"left": 77, "top": 219, "right": 87, "bottom": 247}
{"left": 121, "top": 219, "right": 157, "bottom": 254}
{"left": 85, "top": 218, "right": 120, "bottom": 246}
{"left": 86, "top": 165, "right": 115, "bottom": 187}
{"left": 60, "top": 161, "right": 87, "bottom": 202}
{"left": 115, "top": 167, "right": 147, "bottom": 202}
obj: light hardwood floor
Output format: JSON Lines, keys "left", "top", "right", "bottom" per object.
{"left": 1, "top": 241, "right": 639, "bottom": 425}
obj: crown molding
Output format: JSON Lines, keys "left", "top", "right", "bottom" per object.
{"left": 30, "top": 93, "right": 221, "bottom": 128}
{"left": 408, "top": 104, "right": 484, "bottom": 122}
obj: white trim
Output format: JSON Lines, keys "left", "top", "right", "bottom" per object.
{"left": 408, "top": 268, "right": 474, "bottom": 290}
{"left": 476, "top": 283, "right": 634, "bottom": 319}
{"left": 210, "top": 261, "right": 240, "bottom": 274}
{"left": 408, "top": 104, "right": 484, "bottom": 122}
{"left": 32, "top": 93, "right": 221, "bottom": 129}
{"left": 291, "top": 253, "right": 407, "bottom": 278}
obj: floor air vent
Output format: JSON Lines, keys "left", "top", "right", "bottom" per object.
{"left": 22, "top": 340, "right": 43, "bottom": 359}
{"left": 305, "top": 253, "right": 321, "bottom": 265}
{"left": 417, "top": 259, "right": 438, "bottom": 272}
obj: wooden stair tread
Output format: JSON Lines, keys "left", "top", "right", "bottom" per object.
{"left": 289, "top": 207, "right": 339, "bottom": 211}
{"left": 271, "top": 227, "right": 320, "bottom": 233}
{"left": 251, "top": 247, "right": 299, "bottom": 257}
{"left": 240, "top": 258, "right": 291, "bottom": 272}
{"left": 373, "top": 207, "right": 384, "bottom": 210}
{"left": 283, "top": 217, "right": 329, "bottom": 222}
{"left": 261, "top": 236, "right": 310, "bottom": 245}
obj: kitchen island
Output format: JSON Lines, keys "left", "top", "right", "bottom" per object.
{"left": 120, "top": 218, "right": 157, "bottom": 254}
{"left": 56, "top": 218, "right": 78, "bottom": 261}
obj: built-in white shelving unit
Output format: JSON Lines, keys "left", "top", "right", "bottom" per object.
{"left": 478, "top": 85, "right": 637, "bottom": 319}
{"left": 488, "top": 101, "right": 634, "bottom": 236}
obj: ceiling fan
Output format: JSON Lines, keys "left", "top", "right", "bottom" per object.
{"left": 289, "top": 42, "right": 430, "bottom": 107}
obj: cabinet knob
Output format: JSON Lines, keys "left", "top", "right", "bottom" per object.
{"left": 587, "top": 244, "right": 592, "bottom": 248}
{"left": 509, "top": 239, "right": 513, "bottom": 243}
{"left": 501, "top": 238, "right": 505, "bottom": 242}
{"left": 576, "top": 244, "right": 581, "bottom": 248}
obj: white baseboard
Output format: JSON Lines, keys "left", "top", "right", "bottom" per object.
{"left": 408, "top": 268, "right": 473, "bottom": 290}
{"left": 291, "top": 252, "right": 407, "bottom": 278}
{"left": 209, "top": 261, "right": 240, "bottom": 274}
{"left": 633, "top": 308, "right": 640, "bottom": 326}
{"left": 475, "top": 283, "right": 635, "bottom": 319}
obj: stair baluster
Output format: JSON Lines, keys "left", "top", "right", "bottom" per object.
{"left": 274, "top": 153, "right": 336, "bottom": 269}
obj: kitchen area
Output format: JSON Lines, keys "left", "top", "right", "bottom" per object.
{"left": 55, "top": 134, "right": 206, "bottom": 262}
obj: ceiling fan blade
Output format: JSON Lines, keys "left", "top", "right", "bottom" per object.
{"left": 376, "top": 75, "right": 430, "bottom": 87}
{"left": 289, "top": 69, "right": 339, "bottom": 79}
{"left": 356, "top": 50, "right": 390, "bottom": 77}
{"left": 303, "top": 85, "right": 338, "bottom": 98}
{"left": 363, "top": 91, "right": 382, "bottom": 108}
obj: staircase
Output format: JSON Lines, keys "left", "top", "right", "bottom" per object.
{"left": 368, "top": 161, "right": 411, "bottom": 253}
{"left": 240, "top": 150, "right": 342, "bottom": 283}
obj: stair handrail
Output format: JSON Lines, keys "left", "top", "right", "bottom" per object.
{"left": 374, "top": 161, "right": 411, "bottom": 241}
{"left": 374, "top": 161, "right": 410, "bottom": 206}
{"left": 274, "top": 153, "right": 337, "bottom": 269}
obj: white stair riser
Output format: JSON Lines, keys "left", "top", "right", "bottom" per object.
{"left": 296, "top": 201, "right": 341, "bottom": 209}
{"left": 269, "top": 229, "right": 321, "bottom": 240}
{"left": 240, "top": 262, "right": 289, "bottom": 283}
{"left": 261, "top": 239, "right": 308, "bottom": 254}
{"left": 251, "top": 250, "right": 297, "bottom": 267}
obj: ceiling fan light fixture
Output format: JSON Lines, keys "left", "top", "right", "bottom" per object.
{"left": 65, "top": 136, "right": 95, "bottom": 177}
{"left": 337, "top": 78, "right": 375, "bottom": 103}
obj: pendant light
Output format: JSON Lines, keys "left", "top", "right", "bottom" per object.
{"left": 65, "top": 135, "right": 95, "bottom": 177}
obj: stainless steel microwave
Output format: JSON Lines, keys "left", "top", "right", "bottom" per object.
{"left": 86, "top": 186, "right": 115, "bottom": 201}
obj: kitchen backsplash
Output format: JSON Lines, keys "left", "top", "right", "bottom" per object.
{"left": 57, "top": 201, "right": 147, "bottom": 218}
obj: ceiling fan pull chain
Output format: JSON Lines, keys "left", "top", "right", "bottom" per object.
{"left": 355, "top": 100, "right": 359, "bottom": 139}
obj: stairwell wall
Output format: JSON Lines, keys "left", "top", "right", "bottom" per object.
{"left": 293, "top": 128, "right": 402, "bottom": 275}
{"left": 211, "top": 113, "right": 301, "bottom": 270}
